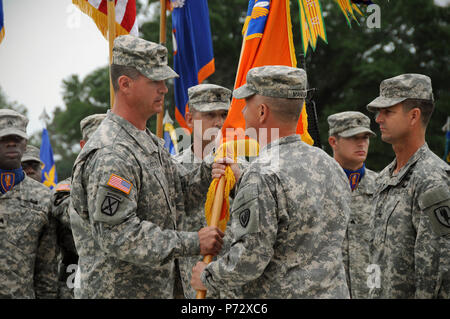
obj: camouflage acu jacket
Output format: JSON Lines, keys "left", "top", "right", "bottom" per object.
{"left": 202, "top": 135, "right": 351, "bottom": 298}
{"left": 70, "top": 111, "right": 213, "bottom": 298}
{"left": 51, "top": 178, "right": 77, "bottom": 299}
{"left": 342, "top": 168, "right": 377, "bottom": 299}
{"left": 0, "top": 176, "right": 58, "bottom": 298}
{"left": 369, "top": 143, "right": 450, "bottom": 298}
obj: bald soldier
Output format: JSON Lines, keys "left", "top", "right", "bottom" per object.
{"left": 0, "top": 109, "right": 58, "bottom": 298}
{"left": 21, "top": 145, "right": 43, "bottom": 182}
{"left": 367, "top": 74, "right": 450, "bottom": 298}
{"left": 327, "top": 111, "right": 378, "bottom": 299}
{"left": 175, "top": 84, "right": 243, "bottom": 299}
{"left": 51, "top": 113, "right": 106, "bottom": 299}
{"left": 191, "top": 66, "right": 351, "bottom": 298}
{"left": 69, "top": 35, "right": 224, "bottom": 298}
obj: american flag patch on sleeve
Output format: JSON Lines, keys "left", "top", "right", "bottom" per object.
{"left": 55, "top": 183, "right": 71, "bottom": 192}
{"left": 107, "top": 174, "right": 133, "bottom": 195}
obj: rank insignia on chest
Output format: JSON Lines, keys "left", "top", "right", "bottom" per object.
{"left": 1, "top": 172, "right": 15, "bottom": 193}
{"left": 239, "top": 209, "right": 250, "bottom": 228}
{"left": 435, "top": 206, "right": 450, "bottom": 228}
{"left": 101, "top": 194, "right": 122, "bottom": 216}
{"left": 107, "top": 174, "right": 132, "bottom": 195}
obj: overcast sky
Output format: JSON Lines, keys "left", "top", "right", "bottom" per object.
{"left": 0, "top": 0, "right": 448, "bottom": 136}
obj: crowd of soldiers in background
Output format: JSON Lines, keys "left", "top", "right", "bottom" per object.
{"left": 0, "top": 35, "right": 448, "bottom": 299}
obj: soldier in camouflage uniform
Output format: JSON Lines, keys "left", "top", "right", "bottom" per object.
{"left": 51, "top": 113, "right": 106, "bottom": 299}
{"left": 191, "top": 66, "right": 351, "bottom": 298}
{"left": 175, "top": 84, "right": 243, "bottom": 299}
{"left": 0, "top": 109, "right": 58, "bottom": 298}
{"left": 366, "top": 73, "right": 450, "bottom": 298}
{"left": 327, "top": 111, "right": 378, "bottom": 299}
{"left": 21, "top": 145, "right": 43, "bottom": 182}
{"left": 69, "top": 35, "right": 224, "bottom": 298}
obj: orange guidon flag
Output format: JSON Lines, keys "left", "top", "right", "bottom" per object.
{"left": 222, "top": 0, "right": 314, "bottom": 146}
{"left": 205, "top": 0, "right": 314, "bottom": 232}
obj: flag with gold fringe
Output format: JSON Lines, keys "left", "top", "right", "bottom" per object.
{"left": 0, "top": 0, "right": 5, "bottom": 45}
{"left": 72, "top": 0, "right": 138, "bottom": 39}
{"left": 298, "top": 0, "right": 372, "bottom": 55}
{"left": 222, "top": 0, "right": 314, "bottom": 145}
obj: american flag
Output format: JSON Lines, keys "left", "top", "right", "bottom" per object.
{"left": 107, "top": 174, "right": 132, "bottom": 194}
{"left": 72, "top": 0, "right": 138, "bottom": 39}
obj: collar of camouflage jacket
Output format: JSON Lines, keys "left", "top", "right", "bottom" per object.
{"left": 107, "top": 111, "right": 159, "bottom": 155}
{"left": 377, "top": 143, "right": 429, "bottom": 191}
{"left": 259, "top": 134, "right": 301, "bottom": 155}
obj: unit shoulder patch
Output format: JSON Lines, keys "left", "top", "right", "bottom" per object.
{"left": 101, "top": 193, "right": 122, "bottom": 216}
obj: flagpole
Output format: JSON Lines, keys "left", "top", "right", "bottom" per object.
{"left": 196, "top": 176, "right": 226, "bottom": 299}
{"left": 107, "top": 0, "right": 116, "bottom": 109}
{"left": 156, "top": 0, "right": 167, "bottom": 138}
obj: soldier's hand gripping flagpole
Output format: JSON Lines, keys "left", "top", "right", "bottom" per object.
{"left": 195, "top": 176, "right": 226, "bottom": 299}
{"left": 195, "top": 139, "right": 259, "bottom": 299}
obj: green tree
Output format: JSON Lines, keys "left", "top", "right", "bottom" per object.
{"left": 48, "top": 68, "right": 110, "bottom": 179}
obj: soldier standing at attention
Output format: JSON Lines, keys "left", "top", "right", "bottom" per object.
{"left": 21, "top": 145, "right": 43, "bottom": 182}
{"left": 191, "top": 65, "right": 351, "bottom": 298}
{"left": 0, "top": 109, "right": 58, "bottom": 298}
{"left": 69, "top": 35, "right": 224, "bottom": 299}
{"left": 366, "top": 73, "right": 450, "bottom": 298}
{"left": 51, "top": 113, "right": 106, "bottom": 299}
{"left": 327, "top": 111, "right": 378, "bottom": 299}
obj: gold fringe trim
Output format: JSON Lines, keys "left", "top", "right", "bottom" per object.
{"left": 72, "top": 0, "right": 130, "bottom": 39}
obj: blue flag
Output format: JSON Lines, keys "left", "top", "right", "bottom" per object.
{"left": 0, "top": 0, "right": 5, "bottom": 44}
{"left": 163, "top": 111, "right": 178, "bottom": 155}
{"left": 40, "top": 128, "right": 58, "bottom": 189}
{"left": 171, "top": 0, "right": 215, "bottom": 131}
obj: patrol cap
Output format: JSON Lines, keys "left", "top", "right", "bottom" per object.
{"left": 21, "top": 145, "right": 42, "bottom": 164}
{"left": 188, "top": 84, "right": 231, "bottom": 112}
{"left": 367, "top": 73, "right": 433, "bottom": 112}
{"left": 0, "top": 109, "right": 28, "bottom": 140}
{"left": 112, "top": 35, "right": 179, "bottom": 81}
{"left": 327, "top": 111, "right": 376, "bottom": 138}
{"left": 233, "top": 65, "right": 308, "bottom": 100}
{"left": 80, "top": 113, "right": 107, "bottom": 141}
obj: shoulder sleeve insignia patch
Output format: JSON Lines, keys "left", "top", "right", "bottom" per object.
{"left": 435, "top": 206, "right": 450, "bottom": 228}
{"left": 106, "top": 174, "right": 132, "bottom": 195}
{"left": 419, "top": 186, "right": 450, "bottom": 236}
{"left": 239, "top": 209, "right": 250, "bottom": 228}
{"left": 101, "top": 194, "right": 122, "bottom": 216}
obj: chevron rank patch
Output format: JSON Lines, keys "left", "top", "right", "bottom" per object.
{"left": 107, "top": 174, "right": 132, "bottom": 195}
